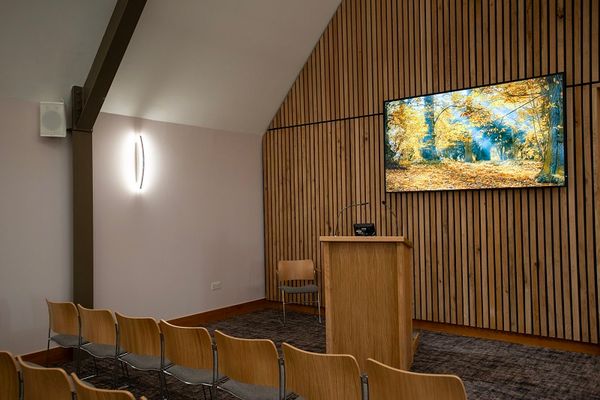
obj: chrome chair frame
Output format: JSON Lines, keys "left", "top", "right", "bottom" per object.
{"left": 76, "top": 306, "right": 125, "bottom": 387}
{"left": 214, "top": 331, "right": 286, "bottom": 400}
{"left": 215, "top": 357, "right": 285, "bottom": 400}
{"left": 45, "top": 300, "right": 86, "bottom": 374}
{"left": 115, "top": 315, "right": 170, "bottom": 399}
{"left": 160, "top": 321, "right": 217, "bottom": 400}
{"left": 277, "top": 260, "right": 322, "bottom": 324}
{"left": 116, "top": 335, "right": 170, "bottom": 399}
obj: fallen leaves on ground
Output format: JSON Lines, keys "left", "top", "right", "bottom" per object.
{"left": 386, "top": 160, "right": 560, "bottom": 192}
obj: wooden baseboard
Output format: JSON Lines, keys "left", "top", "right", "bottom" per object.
{"left": 21, "top": 347, "right": 73, "bottom": 365}
{"left": 21, "top": 300, "right": 597, "bottom": 366}
{"left": 167, "top": 298, "right": 270, "bottom": 327}
{"left": 268, "top": 300, "right": 600, "bottom": 356}
{"left": 413, "top": 320, "right": 600, "bottom": 356}
{"left": 18, "top": 298, "right": 270, "bottom": 363}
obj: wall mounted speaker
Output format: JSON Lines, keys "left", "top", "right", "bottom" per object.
{"left": 40, "top": 101, "right": 66, "bottom": 137}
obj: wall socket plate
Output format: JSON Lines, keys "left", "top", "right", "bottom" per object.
{"left": 211, "top": 281, "right": 222, "bottom": 290}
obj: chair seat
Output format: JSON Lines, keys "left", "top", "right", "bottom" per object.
{"left": 279, "top": 284, "right": 318, "bottom": 294}
{"left": 81, "top": 342, "right": 125, "bottom": 359}
{"left": 119, "top": 353, "right": 170, "bottom": 371}
{"left": 164, "top": 364, "right": 214, "bottom": 385}
{"left": 51, "top": 334, "right": 84, "bottom": 348}
{"left": 219, "top": 379, "right": 281, "bottom": 400}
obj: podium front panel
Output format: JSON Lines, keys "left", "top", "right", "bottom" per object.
{"left": 321, "top": 236, "right": 413, "bottom": 370}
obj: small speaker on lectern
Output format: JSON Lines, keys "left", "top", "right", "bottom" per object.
{"left": 40, "top": 101, "right": 66, "bottom": 137}
{"left": 353, "top": 223, "right": 376, "bottom": 236}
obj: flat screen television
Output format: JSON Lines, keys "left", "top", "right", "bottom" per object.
{"left": 384, "top": 73, "right": 565, "bottom": 192}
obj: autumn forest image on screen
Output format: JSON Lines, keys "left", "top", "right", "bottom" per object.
{"left": 384, "top": 74, "right": 565, "bottom": 192}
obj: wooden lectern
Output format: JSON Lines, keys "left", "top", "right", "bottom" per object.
{"left": 320, "top": 236, "right": 414, "bottom": 370}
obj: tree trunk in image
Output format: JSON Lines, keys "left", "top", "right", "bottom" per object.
{"left": 421, "top": 96, "right": 439, "bottom": 161}
{"left": 464, "top": 141, "right": 473, "bottom": 162}
{"left": 536, "top": 76, "right": 563, "bottom": 183}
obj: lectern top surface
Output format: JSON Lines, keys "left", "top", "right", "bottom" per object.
{"left": 319, "top": 236, "right": 411, "bottom": 245}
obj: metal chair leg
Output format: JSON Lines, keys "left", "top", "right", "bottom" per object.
{"left": 317, "top": 290, "right": 322, "bottom": 323}
{"left": 158, "top": 371, "right": 165, "bottom": 399}
{"left": 203, "top": 385, "right": 213, "bottom": 400}
{"left": 282, "top": 291, "right": 286, "bottom": 325}
{"left": 74, "top": 347, "right": 81, "bottom": 375}
{"left": 162, "top": 372, "right": 170, "bottom": 399}
{"left": 112, "top": 356, "right": 119, "bottom": 389}
{"left": 45, "top": 339, "right": 51, "bottom": 367}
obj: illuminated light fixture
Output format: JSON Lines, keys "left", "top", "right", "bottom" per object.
{"left": 134, "top": 135, "right": 145, "bottom": 190}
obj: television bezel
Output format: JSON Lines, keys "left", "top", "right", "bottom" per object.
{"left": 382, "top": 72, "right": 567, "bottom": 194}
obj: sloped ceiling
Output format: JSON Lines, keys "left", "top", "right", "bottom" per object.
{"left": 0, "top": 0, "right": 340, "bottom": 135}
{"left": 103, "top": 0, "right": 340, "bottom": 134}
{"left": 0, "top": 0, "right": 116, "bottom": 105}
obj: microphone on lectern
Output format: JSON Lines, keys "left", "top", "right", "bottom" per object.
{"left": 332, "top": 202, "right": 369, "bottom": 236}
{"left": 381, "top": 200, "right": 400, "bottom": 234}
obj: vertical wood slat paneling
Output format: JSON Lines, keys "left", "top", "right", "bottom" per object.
{"left": 263, "top": 0, "right": 600, "bottom": 344}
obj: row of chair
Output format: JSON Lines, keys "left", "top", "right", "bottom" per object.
{"left": 200, "top": 337, "right": 467, "bottom": 400}
{"left": 0, "top": 351, "right": 146, "bottom": 400}
{"left": 3, "top": 342, "right": 467, "bottom": 400}
{"left": 9, "top": 300, "right": 468, "bottom": 400}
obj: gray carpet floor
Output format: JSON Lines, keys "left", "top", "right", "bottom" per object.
{"left": 61, "top": 308, "right": 600, "bottom": 399}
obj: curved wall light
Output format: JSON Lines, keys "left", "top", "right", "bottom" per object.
{"left": 134, "top": 135, "right": 145, "bottom": 190}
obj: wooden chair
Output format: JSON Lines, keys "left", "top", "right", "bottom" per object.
{"left": 366, "top": 358, "right": 467, "bottom": 400}
{"left": 71, "top": 372, "right": 147, "bottom": 400}
{"left": 115, "top": 313, "right": 168, "bottom": 397}
{"left": 0, "top": 351, "right": 20, "bottom": 400}
{"left": 159, "top": 320, "right": 215, "bottom": 398}
{"left": 276, "top": 259, "right": 321, "bottom": 323}
{"left": 214, "top": 330, "right": 283, "bottom": 400}
{"left": 78, "top": 305, "right": 123, "bottom": 385}
{"left": 282, "top": 342, "right": 362, "bottom": 400}
{"left": 46, "top": 300, "right": 84, "bottom": 369}
{"left": 17, "top": 356, "right": 73, "bottom": 400}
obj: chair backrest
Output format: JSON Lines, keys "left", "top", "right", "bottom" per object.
{"left": 0, "top": 351, "right": 20, "bottom": 400}
{"left": 159, "top": 320, "right": 213, "bottom": 371}
{"left": 277, "top": 259, "right": 315, "bottom": 282}
{"left": 46, "top": 300, "right": 79, "bottom": 336}
{"left": 282, "top": 343, "right": 362, "bottom": 400}
{"left": 115, "top": 313, "right": 161, "bottom": 357}
{"left": 17, "top": 356, "right": 73, "bottom": 400}
{"left": 71, "top": 372, "right": 138, "bottom": 400}
{"left": 214, "top": 330, "right": 279, "bottom": 388}
{"left": 78, "top": 305, "right": 117, "bottom": 346}
{"left": 366, "top": 358, "right": 467, "bottom": 400}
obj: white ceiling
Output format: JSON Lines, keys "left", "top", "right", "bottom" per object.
{"left": 0, "top": 0, "right": 340, "bottom": 135}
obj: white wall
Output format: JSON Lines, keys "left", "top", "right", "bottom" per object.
{"left": 92, "top": 113, "right": 264, "bottom": 319}
{"left": 0, "top": 100, "right": 264, "bottom": 355}
{"left": 0, "top": 97, "right": 72, "bottom": 355}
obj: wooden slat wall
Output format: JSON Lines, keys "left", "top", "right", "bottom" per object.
{"left": 263, "top": 0, "right": 600, "bottom": 344}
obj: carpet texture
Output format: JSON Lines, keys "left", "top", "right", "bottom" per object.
{"left": 58, "top": 308, "right": 600, "bottom": 399}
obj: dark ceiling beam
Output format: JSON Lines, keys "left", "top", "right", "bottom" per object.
{"left": 74, "top": 0, "right": 147, "bottom": 131}
{"left": 71, "top": 0, "right": 146, "bottom": 308}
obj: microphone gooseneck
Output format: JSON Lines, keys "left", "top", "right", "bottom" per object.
{"left": 381, "top": 200, "right": 400, "bottom": 234}
{"left": 332, "top": 202, "right": 369, "bottom": 236}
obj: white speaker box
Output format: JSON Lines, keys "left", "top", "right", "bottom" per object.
{"left": 40, "top": 101, "right": 66, "bottom": 137}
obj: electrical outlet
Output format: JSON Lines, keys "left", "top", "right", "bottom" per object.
{"left": 211, "top": 281, "right": 222, "bottom": 290}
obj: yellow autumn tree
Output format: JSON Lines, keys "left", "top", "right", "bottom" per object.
{"left": 386, "top": 101, "right": 427, "bottom": 164}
